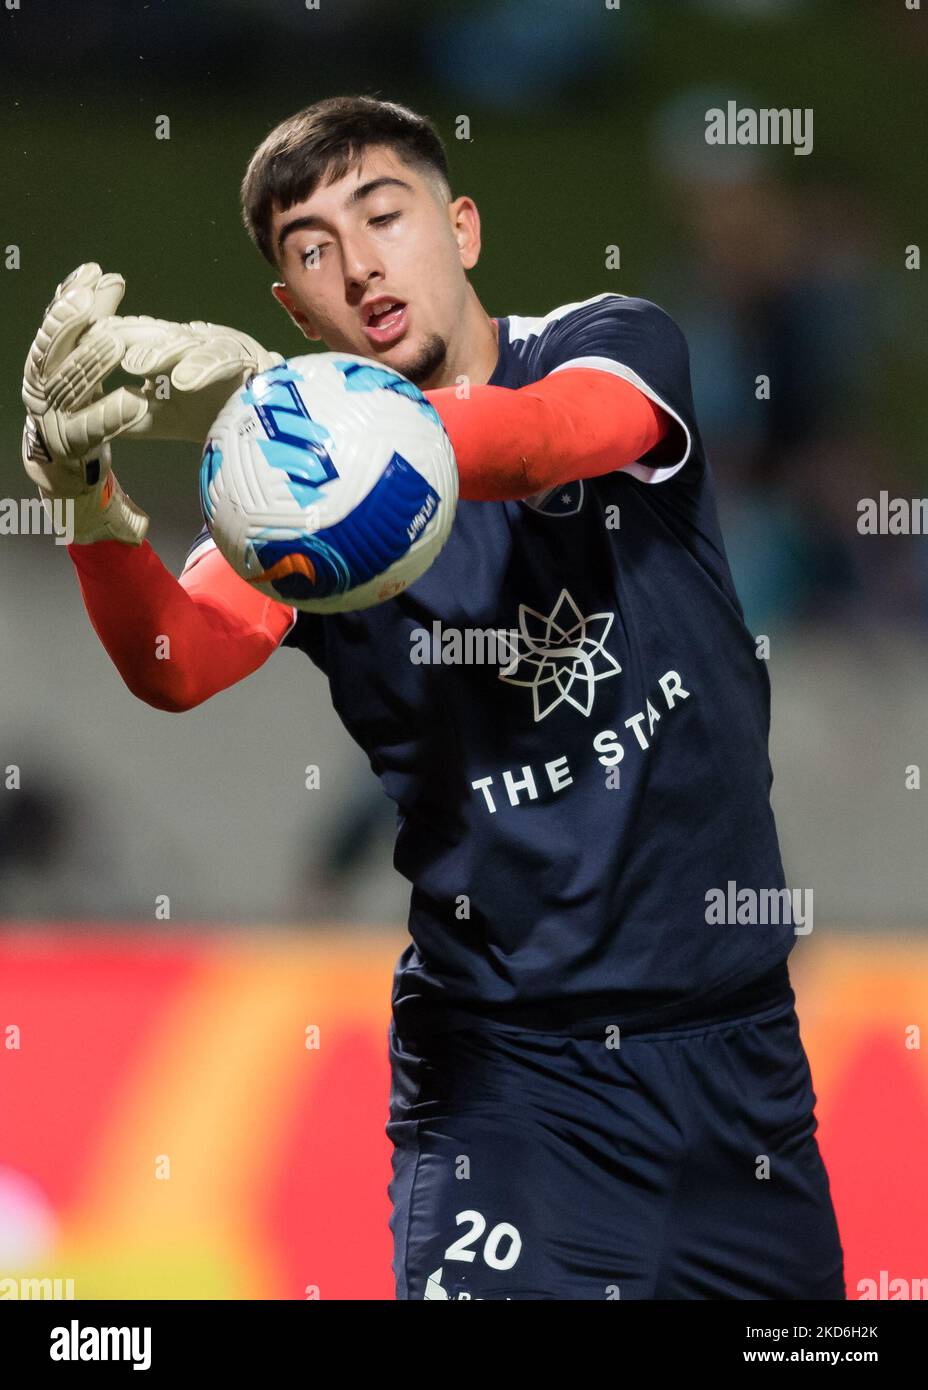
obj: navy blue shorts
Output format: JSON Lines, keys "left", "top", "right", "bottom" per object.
{"left": 386, "top": 988, "right": 845, "bottom": 1300}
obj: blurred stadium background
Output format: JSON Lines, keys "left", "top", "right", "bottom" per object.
{"left": 1, "top": 0, "right": 926, "bottom": 1298}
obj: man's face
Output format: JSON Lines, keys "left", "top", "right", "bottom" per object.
{"left": 270, "top": 146, "right": 480, "bottom": 387}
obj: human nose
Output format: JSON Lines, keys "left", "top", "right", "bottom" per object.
{"left": 341, "top": 229, "right": 383, "bottom": 294}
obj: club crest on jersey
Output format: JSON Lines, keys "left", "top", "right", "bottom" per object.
{"left": 522, "top": 480, "right": 585, "bottom": 516}
{"left": 499, "top": 587, "right": 621, "bottom": 721}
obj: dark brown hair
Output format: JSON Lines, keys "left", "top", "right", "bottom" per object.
{"left": 241, "top": 95, "right": 452, "bottom": 267}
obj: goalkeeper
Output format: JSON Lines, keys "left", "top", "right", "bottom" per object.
{"left": 22, "top": 96, "right": 844, "bottom": 1302}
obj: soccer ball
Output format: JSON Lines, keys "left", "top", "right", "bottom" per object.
{"left": 199, "top": 353, "right": 458, "bottom": 613}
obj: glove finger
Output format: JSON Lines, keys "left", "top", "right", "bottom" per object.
{"left": 45, "top": 329, "right": 125, "bottom": 413}
{"left": 34, "top": 266, "right": 106, "bottom": 376}
{"left": 70, "top": 314, "right": 184, "bottom": 352}
{"left": 39, "top": 284, "right": 101, "bottom": 380}
{"left": 171, "top": 341, "right": 250, "bottom": 392}
{"left": 50, "top": 265, "right": 125, "bottom": 322}
{"left": 89, "top": 272, "right": 127, "bottom": 323}
{"left": 122, "top": 331, "right": 200, "bottom": 378}
{"left": 23, "top": 284, "right": 97, "bottom": 410}
{"left": 55, "top": 387, "right": 149, "bottom": 456}
{"left": 91, "top": 313, "right": 174, "bottom": 336}
{"left": 24, "top": 267, "right": 117, "bottom": 410}
{"left": 44, "top": 318, "right": 192, "bottom": 410}
{"left": 49, "top": 263, "right": 102, "bottom": 311}
{"left": 83, "top": 316, "right": 199, "bottom": 372}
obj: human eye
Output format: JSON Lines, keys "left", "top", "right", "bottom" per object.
{"left": 369, "top": 211, "right": 400, "bottom": 228}
{"left": 301, "top": 243, "right": 329, "bottom": 268}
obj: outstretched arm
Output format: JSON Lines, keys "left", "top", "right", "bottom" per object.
{"left": 426, "top": 368, "right": 674, "bottom": 502}
{"left": 68, "top": 540, "right": 294, "bottom": 713}
{"left": 66, "top": 368, "right": 669, "bottom": 710}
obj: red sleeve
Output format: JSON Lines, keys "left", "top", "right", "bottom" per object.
{"left": 67, "top": 370, "right": 665, "bottom": 699}
{"left": 67, "top": 537, "right": 294, "bottom": 712}
{"left": 424, "top": 367, "right": 671, "bottom": 502}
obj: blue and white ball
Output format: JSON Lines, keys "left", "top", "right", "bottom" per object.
{"left": 200, "top": 353, "right": 458, "bottom": 613}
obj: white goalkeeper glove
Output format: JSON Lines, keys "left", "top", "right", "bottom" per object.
{"left": 23, "top": 262, "right": 283, "bottom": 545}
{"left": 22, "top": 263, "right": 150, "bottom": 545}
{"left": 42, "top": 313, "right": 283, "bottom": 448}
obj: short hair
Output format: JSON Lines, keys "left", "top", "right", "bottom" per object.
{"left": 241, "top": 95, "right": 452, "bottom": 267}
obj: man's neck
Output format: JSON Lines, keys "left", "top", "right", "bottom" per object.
{"left": 428, "top": 287, "right": 499, "bottom": 390}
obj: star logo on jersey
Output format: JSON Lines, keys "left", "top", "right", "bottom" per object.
{"left": 499, "top": 588, "right": 621, "bottom": 721}
{"left": 424, "top": 1268, "right": 449, "bottom": 1300}
{"left": 522, "top": 479, "right": 585, "bottom": 516}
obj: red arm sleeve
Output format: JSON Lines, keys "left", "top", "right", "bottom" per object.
{"left": 425, "top": 368, "right": 672, "bottom": 502}
{"left": 66, "top": 370, "right": 667, "bottom": 704}
{"left": 67, "top": 538, "right": 294, "bottom": 712}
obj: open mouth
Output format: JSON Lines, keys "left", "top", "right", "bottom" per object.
{"left": 362, "top": 297, "right": 408, "bottom": 346}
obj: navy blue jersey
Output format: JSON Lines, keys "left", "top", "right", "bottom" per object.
{"left": 185, "top": 293, "right": 794, "bottom": 1034}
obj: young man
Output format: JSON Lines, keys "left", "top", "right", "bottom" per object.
{"left": 23, "top": 96, "right": 844, "bottom": 1300}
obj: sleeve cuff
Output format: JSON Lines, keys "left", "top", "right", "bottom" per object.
{"left": 549, "top": 354, "right": 693, "bottom": 483}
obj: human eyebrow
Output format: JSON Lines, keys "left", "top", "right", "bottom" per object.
{"left": 277, "top": 215, "right": 326, "bottom": 255}
{"left": 344, "top": 175, "right": 412, "bottom": 208}
{"left": 276, "top": 177, "right": 413, "bottom": 255}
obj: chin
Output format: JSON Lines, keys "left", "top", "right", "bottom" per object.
{"left": 395, "top": 332, "right": 448, "bottom": 388}
{"left": 384, "top": 340, "right": 423, "bottom": 373}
